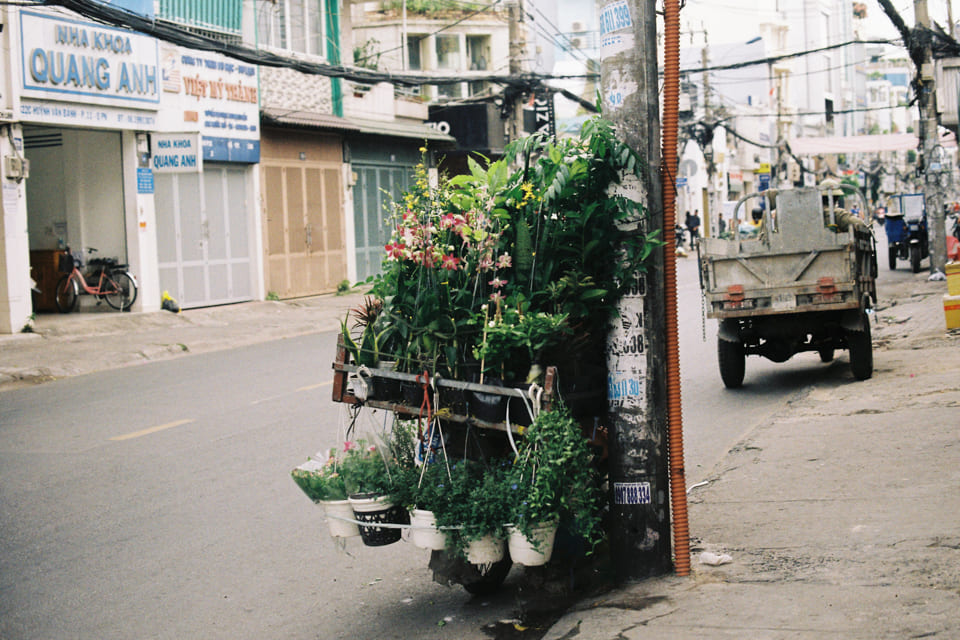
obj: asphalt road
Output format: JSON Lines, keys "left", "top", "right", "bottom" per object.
{"left": 0, "top": 254, "right": 870, "bottom": 639}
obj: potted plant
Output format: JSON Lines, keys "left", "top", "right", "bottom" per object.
{"left": 505, "top": 404, "right": 604, "bottom": 566}
{"left": 390, "top": 461, "right": 451, "bottom": 551}
{"left": 290, "top": 450, "right": 359, "bottom": 539}
{"left": 338, "top": 437, "right": 411, "bottom": 547}
{"left": 431, "top": 461, "right": 513, "bottom": 565}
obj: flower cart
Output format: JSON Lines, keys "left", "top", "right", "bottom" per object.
{"left": 299, "top": 116, "right": 659, "bottom": 594}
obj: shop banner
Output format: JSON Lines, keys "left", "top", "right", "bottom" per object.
{"left": 150, "top": 132, "right": 202, "bottom": 173}
{"left": 19, "top": 10, "right": 160, "bottom": 109}
{"left": 157, "top": 44, "right": 260, "bottom": 164}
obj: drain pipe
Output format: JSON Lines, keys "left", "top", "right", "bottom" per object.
{"left": 660, "top": 0, "right": 691, "bottom": 577}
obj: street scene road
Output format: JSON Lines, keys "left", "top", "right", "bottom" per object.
{"left": 1, "top": 234, "right": 957, "bottom": 639}
{"left": 0, "top": 255, "right": 794, "bottom": 639}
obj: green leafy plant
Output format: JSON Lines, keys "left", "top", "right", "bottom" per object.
{"left": 336, "top": 439, "right": 399, "bottom": 496}
{"left": 337, "top": 421, "right": 417, "bottom": 497}
{"left": 507, "top": 404, "right": 604, "bottom": 550}
{"left": 266, "top": 291, "right": 280, "bottom": 301}
{"left": 367, "top": 115, "right": 661, "bottom": 385}
{"left": 290, "top": 449, "right": 348, "bottom": 502}
{"left": 431, "top": 461, "right": 513, "bottom": 555}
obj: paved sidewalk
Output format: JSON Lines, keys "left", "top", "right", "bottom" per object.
{"left": 543, "top": 272, "right": 960, "bottom": 639}
{"left": 0, "top": 289, "right": 369, "bottom": 389}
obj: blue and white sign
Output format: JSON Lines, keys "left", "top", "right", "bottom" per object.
{"left": 136, "top": 167, "right": 154, "bottom": 194}
{"left": 156, "top": 44, "right": 260, "bottom": 164}
{"left": 613, "top": 482, "right": 651, "bottom": 505}
{"left": 150, "top": 132, "right": 202, "bottom": 173}
{"left": 19, "top": 10, "right": 160, "bottom": 109}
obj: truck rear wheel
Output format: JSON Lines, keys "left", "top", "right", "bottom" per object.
{"left": 717, "top": 337, "right": 745, "bottom": 388}
{"left": 818, "top": 347, "right": 835, "bottom": 363}
{"left": 910, "top": 243, "right": 921, "bottom": 273}
{"left": 848, "top": 313, "right": 873, "bottom": 381}
{"left": 888, "top": 245, "right": 897, "bottom": 270}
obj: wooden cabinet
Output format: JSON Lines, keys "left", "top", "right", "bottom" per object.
{"left": 30, "top": 250, "right": 64, "bottom": 312}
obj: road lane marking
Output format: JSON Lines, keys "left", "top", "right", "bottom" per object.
{"left": 110, "top": 419, "right": 194, "bottom": 441}
{"left": 296, "top": 381, "right": 333, "bottom": 392}
{"left": 250, "top": 380, "right": 333, "bottom": 405}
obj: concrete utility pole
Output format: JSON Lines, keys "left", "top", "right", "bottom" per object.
{"left": 701, "top": 35, "right": 715, "bottom": 233}
{"left": 599, "top": 0, "right": 673, "bottom": 580}
{"left": 915, "top": 0, "right": 948, "bottom": 276}
{"left": 507, "top": 0, "right": 526, "bottom": 143}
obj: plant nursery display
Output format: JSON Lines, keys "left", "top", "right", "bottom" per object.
{"left": 300, "top": 114, "right": 659, "bottom": 592}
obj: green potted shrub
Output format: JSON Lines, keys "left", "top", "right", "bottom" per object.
{"left": 432, "top": 461, "right": 513, "bottom": 565}
{"left": 290, "top": 449, "right": 359, "bottom": 539}
{"left": 506, "top": 404, "right": 604, "bottom": 566}
{"left": 390, "top": 461, "right": 452, "bottom": 551}
{"left": 338, "top": 436, "right": 411, "bottom": 547}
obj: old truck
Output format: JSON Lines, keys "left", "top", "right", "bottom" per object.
{"left": 698, "top": 184, "right": 878, "bottom": 388}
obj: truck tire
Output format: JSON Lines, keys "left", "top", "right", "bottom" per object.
{"left": 717, "top": 337, "right": 745, "bottom": 388}
{"left": 848, "top": 313, "right": 873, "bottom": 381}
{"left": 888, "top": 245, "right": 897, "bottom": 270}
{"left": 910, "top": 243, "right": 921, "bottom": 273}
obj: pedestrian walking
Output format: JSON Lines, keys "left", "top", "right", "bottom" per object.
{"left": 688, "top": 209, "right": 701, "bottom": 245}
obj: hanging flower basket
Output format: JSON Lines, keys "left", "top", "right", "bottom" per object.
{"left": 465, "top": 533, "right": 506, "bottom": 565}
{"left": 349, "top": 494, "right": 409, "bottom": 547}
{"left": 409, "top": 508, "right": 447, "bottom": 551}
{"left": 507, "top": 523, "right": 557, "bottom": 566}
{"left": 320, "top": 499, "right": 360, "bottom": 538}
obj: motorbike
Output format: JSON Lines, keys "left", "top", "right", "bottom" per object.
{"left": 885, "top": 210, "right": 929, "bottom": 273}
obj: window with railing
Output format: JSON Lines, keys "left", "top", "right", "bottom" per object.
{"left": 157, "top": 0, "right": 242, "bottom": 39}
{"left": 256, "top": 0, "right": 326, "bottom": 58}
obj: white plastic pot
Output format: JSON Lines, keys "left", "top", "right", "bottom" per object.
{"left": 320, "top": 499, "right": 360, "bottom": 538}
{"left": 409, "top": 509, "right": 447, "bottom": 550}
{"left": 507, "top": 523, "right": 557, "bottom": 566}
{"left": 465, "top": 533, "right": 506, "bottom": 565}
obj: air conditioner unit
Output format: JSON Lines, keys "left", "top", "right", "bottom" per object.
{"left": 571, "top": 37, "right": 583, "bottom": 48}
{"left": 571, "top": 20, "right": 585, "bottom": 32}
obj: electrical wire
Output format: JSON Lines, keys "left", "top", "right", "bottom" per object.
{"left": 679, "top": 38, "right": 900, "bottom": 75}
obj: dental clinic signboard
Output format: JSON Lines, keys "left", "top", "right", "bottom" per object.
{"left": 150, "top": 132, "right": 202, "bottom": 173}
{"left": 18, "top": 9, "right": 160, "bottom": 129}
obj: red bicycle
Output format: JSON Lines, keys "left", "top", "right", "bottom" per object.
{"left": 55, "top": 247, "right": 138, "bottom": 313}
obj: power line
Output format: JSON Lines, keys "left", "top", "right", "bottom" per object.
{"left": 35, "top": 0, "right": 585, "bottom": 88}
{"left": 680, "top": 38, "right": 901, "bottom": 75}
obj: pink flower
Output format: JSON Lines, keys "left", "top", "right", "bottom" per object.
{"left": 343, "top": 441, "right": 356, "bottom": 452}
{"left": 439, "top": 213, "right": 456, "bottom": 229}
{"left": 441, "top": 254, "right": 461, "bottom": 271}
{"left": 367, "top": 445, "right": 377, "bottom": 452}
{"left": 384, "top": 242, "right": 407, "bottom": 260}
{"left": 489, "top": 276, "right": 506, "bottom": 289}
{"left": 478, "top": 254, "right": 494, "bottom": 271}
{"left": 489, "top": 291, "right": 504, "bottom": 303}
{"left": 496, "top": 253, "right": 512, "bottom": 269}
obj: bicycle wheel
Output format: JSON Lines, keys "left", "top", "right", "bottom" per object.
{"left": 55, "top": 275, "right": 79, "bottom": 313}
{"left": 103, "top": 271, "right": 138, "bottom": 310}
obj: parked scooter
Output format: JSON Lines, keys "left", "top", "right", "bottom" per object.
{"left": 885, "top": 194, "right": 929, "bottom": 273}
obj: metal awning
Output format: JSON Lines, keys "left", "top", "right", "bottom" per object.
{"left": 261, "top": 108, "right": 361, "bottom": 132}
{"left": 349, "top": 117, "right": 456, "bottom": 144}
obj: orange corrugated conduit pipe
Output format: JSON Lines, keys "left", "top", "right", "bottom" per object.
{"left": 660, "top": 0, "right": 691, "bottom": 577}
